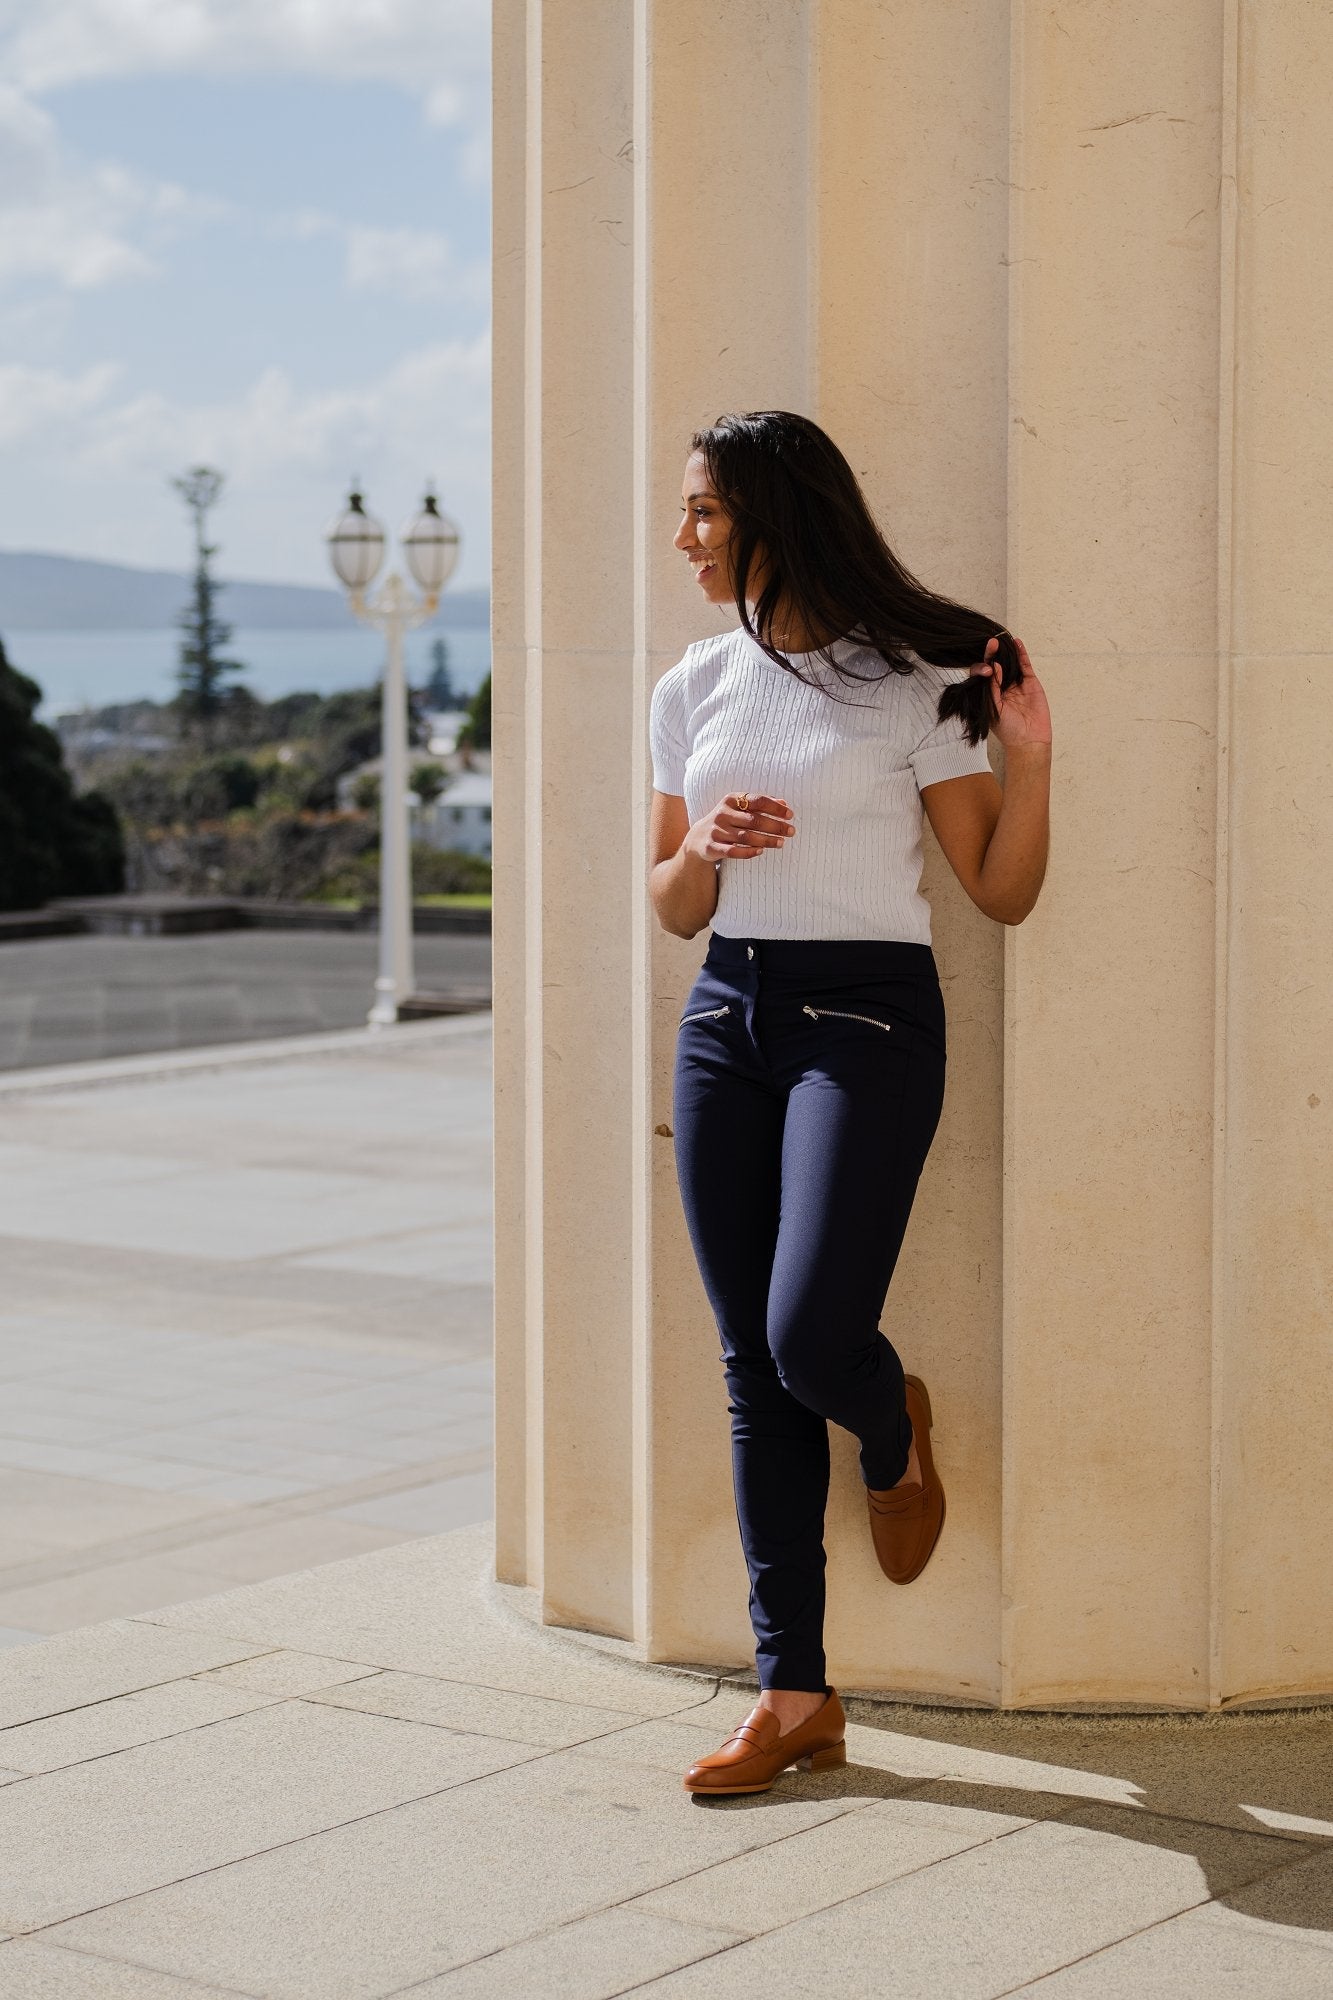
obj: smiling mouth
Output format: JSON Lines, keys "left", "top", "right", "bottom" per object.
{"left": 691, "top": 560, "right": 718, "bottom": 582}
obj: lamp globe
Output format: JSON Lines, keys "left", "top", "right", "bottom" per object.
{"left": 401, "top": 489, "right": 461, "bottom": 600}
{"left": 326, "top": 487, "right": 387, "bottom": 594}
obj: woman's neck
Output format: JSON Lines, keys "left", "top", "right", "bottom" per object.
{"left": 753, "top": 599, "right": 845, "bottom": 653}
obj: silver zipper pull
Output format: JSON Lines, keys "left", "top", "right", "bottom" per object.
{"left": 801, "top": 1003, "right": 892, "bottom": 1032}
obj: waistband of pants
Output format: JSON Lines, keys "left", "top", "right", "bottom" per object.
{"left": 705, "top": 934, "right": 938, "bottom": 980}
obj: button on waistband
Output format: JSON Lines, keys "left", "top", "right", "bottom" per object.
{"left": 746, "top": 945, "right": 755, "bottom": 959}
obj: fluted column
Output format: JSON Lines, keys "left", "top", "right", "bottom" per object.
{"left": 492, "top": 0, "right": 1333, "bottom": 1707}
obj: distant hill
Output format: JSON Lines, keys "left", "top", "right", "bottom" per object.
{"left": 0, "top": 549, "right": 489, "bottom": 633}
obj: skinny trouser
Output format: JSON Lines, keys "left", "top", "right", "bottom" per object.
{"left": 672, "top": 933, "right": 947, "bottom": 1692}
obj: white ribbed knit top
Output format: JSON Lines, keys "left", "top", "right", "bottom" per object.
{"left": 649, "top": 628, "right": 993, "bottom": 945}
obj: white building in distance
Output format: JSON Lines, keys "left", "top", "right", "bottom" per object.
{"left": 417, "top": 769, "right": 492, "bottom": 859}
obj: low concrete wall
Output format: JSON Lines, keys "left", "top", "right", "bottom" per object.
{"left": 22, "top": 895, "right": 493, "bottom": 941}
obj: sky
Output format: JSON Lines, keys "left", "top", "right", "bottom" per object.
{"left": 0, "top": 0, "right": 491, "bottom": 589}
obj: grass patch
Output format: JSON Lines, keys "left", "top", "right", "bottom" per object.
{"left": 302, "top": 891, "right": 492, "bottom": 910}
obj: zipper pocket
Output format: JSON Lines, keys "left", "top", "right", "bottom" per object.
{"left": 802, "top": 1003, "right": 892, "bottom": 1033}
{"left": 679, "top": 1005, "right": 731, "bottom": 1026}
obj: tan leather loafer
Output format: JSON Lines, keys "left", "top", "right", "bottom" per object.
{"left": 866, "top": 1372, "right": 945, "bottom": 1584}
{"left": 683, "top": 1689, "right": 847, "bottom": 1795}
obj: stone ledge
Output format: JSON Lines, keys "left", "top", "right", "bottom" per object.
{"left": 36, "top": 894, "right": 493, "bottom": 938}
{"left": 0, "top": 909, "right": 85, "bottom": 941}
{"left": 488, "top": 1570, "right": 1333, "bottom": 1727}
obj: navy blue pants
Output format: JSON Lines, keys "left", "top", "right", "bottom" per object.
{"left": 672, "top": 933, "right": 947, "bottom": 1691}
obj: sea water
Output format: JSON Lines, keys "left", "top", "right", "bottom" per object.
{"left": 17, "top": 626, "right": 492, "bottom": 719}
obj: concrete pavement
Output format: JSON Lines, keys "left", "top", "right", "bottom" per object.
{"left": 0, "top": 1018, "right": 493, "bottom": 1645}
{"left": 0, "top": 929, "right": 491, "bottom": 1070}
{"left": 0, "top": 1021, "right": 1331, "bottom": 1996}
{"left": 0, "top": 1524, "right": 1331, "bottom": 1996}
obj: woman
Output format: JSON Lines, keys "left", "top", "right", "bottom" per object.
{"left": 648, "top": 410, "right": 1052, "bottom": 1797}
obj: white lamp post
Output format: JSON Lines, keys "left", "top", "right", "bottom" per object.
{"left": 326, "top": 486, "right": 461, "bottom": 1027}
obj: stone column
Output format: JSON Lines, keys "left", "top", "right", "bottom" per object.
{"left": 1215, "top": 0, "right": 1333, "bottom": 1703}
{"left": 492, "top": 0, "right": 1333, "bottom": 1707}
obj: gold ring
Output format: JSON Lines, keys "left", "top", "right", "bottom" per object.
{"left": 736, "top": 792, "right": 750, "bottom": 811}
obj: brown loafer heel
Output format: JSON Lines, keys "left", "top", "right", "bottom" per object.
{"left": 683, "top": 1689, "right": 846, "bottom": 1795}
{"left": 866, "top": 1372, "right": 946, "bottom": 1585}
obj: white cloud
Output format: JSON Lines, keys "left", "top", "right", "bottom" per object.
{"left": 82, "top": 333, "right": 489, "bottom": 479}
{"left": 0, "top": 1, "right": 489, "bottom": 150}
{"left": 0, "top": 359, "right": 120, "bottom": 444}
{"left": 269, "top": 210, "right": 486, "bottom": 306}
{"left": 345, "top": 224, "right": 486, "bottom": 305}
{"left": 0, "top": 2, "right": 493, "bottom": 582}
{"left": 0, "top": 0, "right": 491, "bottom": 295}
{"left": 0, "top": 338, "right": 492, "bottom": 583}
{"left": 0, "top": 82, "right": 226, "bottom": 293}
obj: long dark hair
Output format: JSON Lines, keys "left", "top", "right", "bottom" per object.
{"left": 691, "top": 409, "right": 1022, "bottom": 746}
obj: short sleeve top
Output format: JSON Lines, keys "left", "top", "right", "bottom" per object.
{"left": 649, "top": 628, "right": 992, "bottom": 944}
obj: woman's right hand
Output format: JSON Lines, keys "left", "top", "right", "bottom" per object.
{"left": 683, "top": 793, "right": 796, "bottom": 863}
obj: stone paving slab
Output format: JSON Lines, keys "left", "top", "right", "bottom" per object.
{"left": 1, "top": 1021, "right": 1330, "bottom": 1994}
{"left": 328, "top": 1468, "right": 495, "bottom": 1533}
{"left": 388, "top": 1908, "right": 744, "bottom": 1999}
{"left": 0, "top": 1699, "right": 543, "bottom": 1931}
{"left": 631, "top": 1792, "right": 1036, "bottom": 1938}
{"left": 0, "top": 1554, "right": 286, "bottom": 1639}
{"left": 45, "top": 1739, "right": 857, "bottom": 1999}
{"left": 192, "top": 1648, "right": 381, "bottom": 1699}
{"left": 1004, "top": 1897, "right": 1333, "bottom": 1997}
{"left": 860, "top": 1704, "right": 1333, "bottom": 1846}
{"left": 0, "top": 1523, "right": 1328, "bottom": 1997}
{"left": 0, "top": 1024, "right": 495, "bottom": 1641}
{"left": 1219, "top": 1842, "right": 1333, "bottom": 1938}
{"left": 0, "top": 1619, "right": 269, "bottom": 1731}
{"left": 142, "top": 1528, "right": 716, "bottom": 1718}
{"left": 308, "top": 1668, "right": 650, "bottom": 1747}
{"left": 0, "top": 1472, "right": 224, "bottom": 1555}
{"left": 630, "top": 1813, "right": 1312, "bottom": 2000}
{"left": 0, "top": 1678, "right": 278, "bottom": 1778}
{"left": 0, "top": 1941, "right": 248, "bottom": 1999}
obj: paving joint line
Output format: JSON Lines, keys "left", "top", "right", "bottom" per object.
{"left": 0, "top": 1685, "right": 297, "bottom": 1788}
{"left": 985, "top": 1882, "right": 1276, "bottom": 1997}
{"left": 357, "top": 1714, "right": 915, "bottom": 1998}
{"left": 0, "top": 1014, "right": 492, "bottom": 1097}
{"left": 604, "top": 1808, "right": 1062, "bottom": 1999}
{"left": 14, "top": 1718, "right": 613, "bottom": 1949}
{"left": 383, "top": 1903, "right": 753, "bottom": 1999}
{"left": 13, "top": 1937, "right": 262, "bottom": 2000}
{"left": 0, "top": 1448, "right": 491, "bottom": 1593}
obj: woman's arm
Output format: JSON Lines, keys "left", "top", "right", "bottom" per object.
{"left": 921, "top": 752, "right": 1050, "bottom": 925}
{"left": 649, "top": 789, "right": 797, "bottom": 939}
{"left": 920, "top": 635, "right": 1053, "bottom": 926}
{"left": 650, "top": 792, "right": 721, "bottom": 938}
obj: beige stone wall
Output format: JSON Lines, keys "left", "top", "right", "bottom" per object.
{"left": 492, "top": 0, "right": 1333, "bottom": 1707}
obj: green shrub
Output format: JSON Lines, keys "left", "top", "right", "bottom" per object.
{"left": 311, "top": 843, "right": 491, "bottom": 903}
{"left": 0, "top": 640, "right": 126, "bottom": 909}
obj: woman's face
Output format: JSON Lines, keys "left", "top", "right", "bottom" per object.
{"left": 674, "top": 450, "right": 740, "bottom": 608}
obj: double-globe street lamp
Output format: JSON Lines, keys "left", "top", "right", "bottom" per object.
{"left": 326, "top": 486, "right": 461, "bottom": 1026}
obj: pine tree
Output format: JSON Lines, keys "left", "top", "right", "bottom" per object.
{"left": 172, "top": 466, "right": 245, "bottom": 744}
{"left": 456, "top": 671, "right": 491, "bottom": 754}
{"left": 423, "top": 636, "right": 457, "bottom": 710}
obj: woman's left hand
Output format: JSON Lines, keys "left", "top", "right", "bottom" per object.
{"left": 971, "top": 634, "right": 1052, "bottom": 751}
